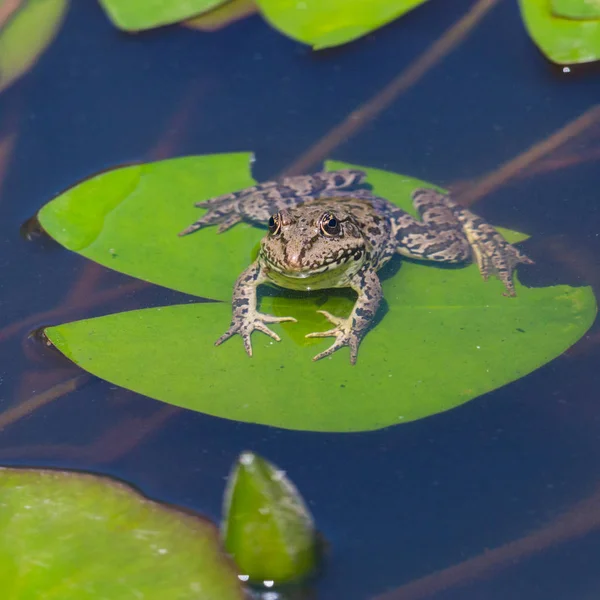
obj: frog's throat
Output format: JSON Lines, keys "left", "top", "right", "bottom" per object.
{"left": 260, "top": 255, "right": 365, "bottom": 292}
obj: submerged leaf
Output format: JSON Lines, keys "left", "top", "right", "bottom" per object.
{"left": 40, "top": 154, "right": 597, "bottom": 432}
{"left": 255, "top": 0, "right": 429, "bottom": 49}
{"left": 519, "top": 0, "right": 600, "bottom": 64}
{"left": 222, "top": 452, "right": 317, "bottom": 584}
{"left": 0, "top": 467, "right": 244, "bottom": 599}
{"left": 0, "top": 0, "right": 69, "bottom": 94}
{"left": 98, "top": 0, "right": 230, "bottom": 31}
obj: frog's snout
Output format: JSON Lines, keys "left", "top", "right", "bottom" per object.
{"left": 287, "top": 254, "right": 303, "bottom": 270}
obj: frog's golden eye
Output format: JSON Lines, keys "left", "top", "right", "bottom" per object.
{"left": 268, "top": 214, "right": 281, "bottom": 235}
{"left": 320, "top": 214, "right": 341, "bottom": 236}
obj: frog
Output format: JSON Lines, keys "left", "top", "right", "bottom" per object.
{"left": 180, "top": 169, "right": 533, "bottom": 364}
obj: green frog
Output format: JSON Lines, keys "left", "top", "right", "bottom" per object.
{"left": 180, "top": 169, "right": 532, "bottom": 364}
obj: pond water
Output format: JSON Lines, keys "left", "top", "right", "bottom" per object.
{"left": 1, "top": 0, "right": 600, "bottom": 598}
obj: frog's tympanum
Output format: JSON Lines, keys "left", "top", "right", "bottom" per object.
{"left": 180, "top": 170, "right": 533, "bottom": 364}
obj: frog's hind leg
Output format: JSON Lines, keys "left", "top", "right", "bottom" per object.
{"left": 180, "top": 169, "right": 366, "bottom": 236}
{"left": 442, "top": 192, "right": 534, "bottom": 296}
{"left": 392, "top": 190, "right": 473, "bottom": 263}
{"left": 393, "top": 189, "right": 533, "bottom": 296}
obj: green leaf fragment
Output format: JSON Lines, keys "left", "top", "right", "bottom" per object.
{"left": 222, "top": 452, "right": 317, "bottom": 584}
{"left": 255, "top": 0, "right": 429, "bottom": 49}
{"left": 519, "top": 0, "right": 600, "bottom": 64}
{"left": 0, "top": 0, "right": 69, "bottom": 94}
{"left": 0, "top": 467, "right": 244, "bottom": 599}
{"left": 98, "top": 0, "right": 231, "bottom": 31}
{"left": 184, "top": 0, "right": 258, "bottom": 31}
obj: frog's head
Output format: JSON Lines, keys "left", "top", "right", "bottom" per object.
{"left": 259, "top": 202, "right": 367, "bottom": 289}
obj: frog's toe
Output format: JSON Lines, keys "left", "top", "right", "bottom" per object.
{"left": 306, "top": 316, "right": 359, "bottom": 364}
{"left": 461, "top": 218, "right": 534, "bottom": 296}
{"left": 260, "top": 314, "right": 297, "bottom": 325}
{"left": 311, "top": 335, "right": 358, "bottom": 364}
{"left": 221, "top": 327, "right": 255, "bottom": 357}
{"left": 217, "top": 214, "right": 243, "bottom": 233}
{"left": 179, "top": 211, "right": 224, "bottom": 236}
{"left": 215, "top": 325, "right": 253, "bottom": 356}
{"left": 312, "top": 340, "right": 345, "bottom": 362}
{"left": 253, "top": 321, "right": 282, "bottom": 343}
{"left": 315, "top": 309, "right": 345, "bottom": 327}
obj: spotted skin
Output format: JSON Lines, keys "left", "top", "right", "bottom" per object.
{"left": 181, "top": 170, "right": 533, "bottom": 364}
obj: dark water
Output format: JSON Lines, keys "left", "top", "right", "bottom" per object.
{"left": 1, "top": 0, "right": 600, "bottom": 598}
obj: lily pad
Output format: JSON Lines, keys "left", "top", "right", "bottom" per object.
{"left": 38, "top": 152, "right": 259, "bottom": 302}
{"left": 0, "top": 467, "right": 244, "bottom": 599}
{"left": 98, "top": 0, "right": 230, "bottom": 31}
{"left": 0, "top": 0, "right": 69, "bottom": 94}
{"left": 255, "top": 0, "right": 429, "bottom": 49}
{"left": 519, "top": 0, "right": 600, "bottom": 64}
{"left": 222, "top": 452, "right": 317, "bottom": 584}
{"left": 40, "top": 154, "right": 597, "bottom": 432}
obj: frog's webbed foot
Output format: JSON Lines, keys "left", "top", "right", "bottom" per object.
{"left": 306, "top": 311, "right": 361, "bottom": 364}
{"left": 179, "top": 169, "right": 366, "bottom": 236}
{"left": 216, "top": 312, "right": 297, "bottom": 357}
{"left": 456, "top": 210, "right": 534, "bottom": 296}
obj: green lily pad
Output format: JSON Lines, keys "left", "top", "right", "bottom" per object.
{"left": 255, "top": 0, "right": 429, "bottom": 49}
{"left": 98, "top": 0, "right": 230, "bottom": 31}
{"left": 0, "top": 467, "right": 244, "bottom": 599}
{"left": 222, "top": 452, "right": 317, "bottom": 584}
{"left": 519, "top": 0, "right": 600, "bottom": 64}
{"left": 40, "top": 153, "right": 597, "bottom": 432}
{"left": 0, "top": 0, "right": 69, "bottom": 94}
{"left": 39, "top": 153, "right": 259, "bottom": 302}
{"left": 551, "top": 0, "right": 600, "bottom": 20}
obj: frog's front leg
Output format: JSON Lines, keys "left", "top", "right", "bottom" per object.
{"left": 216, "top": 261, "right": 297, "bottom": 356}
{"left": 306, "top": 267, "right": 383, "bottom": 364}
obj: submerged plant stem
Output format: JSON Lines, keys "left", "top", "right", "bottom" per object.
{"left": 0, "top": 280, "right": 147, "bottom": 345}
{"left": 0, "top": 374, "right": 90, "bottom": 431}
{"left": 280, "top": 0, "right": 500, "bottom": 177}
{"left": 372, "top": 488, "right": 600, "bottom": 600}
{"left": 0, "top": 0, "right": 22, "bottom": 29}
{"left": 453, "top": 104, "right": 600, "bottom": 207}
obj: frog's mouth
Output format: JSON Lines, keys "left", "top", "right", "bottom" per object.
{"left": 262, "top": 254, "right": 358, "bottom": 278}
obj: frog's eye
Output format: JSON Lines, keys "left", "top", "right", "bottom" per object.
{"left": 268, "top": 214, "right": 281, "bottom": 235}
{"left": 320, "top": 214, "right": 341, "bottom": 236}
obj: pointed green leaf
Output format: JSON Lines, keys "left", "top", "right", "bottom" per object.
{"left": 41, "top": 155, "right": 597, "bottom": 432}
{"left": 0, "top": 467, "right": 244, "bottom": 599}
{"left": 222, "top": 452, "right": 317, "bottom": 584}
{"left": 254, "top": 0, "right": 429, "bottom": 49}
{"left": 519, "top": 0, "right": 600, "bottom": 64}
{"left": 0, "top": 0, "right": 69, "bottom": 94}
{"left": 98, "top": 0, "right": 230, "bottom": 31}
